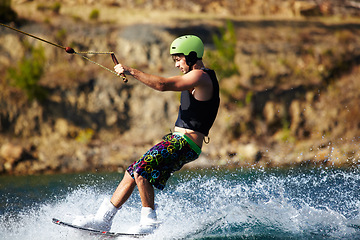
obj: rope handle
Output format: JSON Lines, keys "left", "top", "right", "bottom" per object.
{"left": 111, "top": 53, "right": 128, "bottom": 83}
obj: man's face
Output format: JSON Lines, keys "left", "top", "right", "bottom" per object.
{"left": 172, "top": 54, "right": 189, "bottom": 74}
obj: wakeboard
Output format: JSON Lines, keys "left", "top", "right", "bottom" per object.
{"left": 52, "top": 218, "right": 147, "bottom": 238}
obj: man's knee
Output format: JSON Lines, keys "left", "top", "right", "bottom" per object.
{"left": 134, "top": 173, "right": 147, "bottom": 184}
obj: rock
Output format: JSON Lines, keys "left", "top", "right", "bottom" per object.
{"left": 0, "top": 143, "right": 23, "bottom": 164}
{"left": 55, "top": 118, "right": 70, "bottom": 137}
{"left": 117, "top": 24, "right": 174, "bottom": 69}
{"left": 237, "top": 143, "right": 261, "bottom": 163}
{"left": 263, "top": 101, "right": 285, "bottom": 127}
{"left": 0, "top": 143, "right": 24, "bottom": 170}
{"left": 292, "top": 1, "right": 319, "bottom": 16}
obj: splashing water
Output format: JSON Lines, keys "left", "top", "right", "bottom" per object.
{"left": 1, "top": 168, "right": 360, "bottom": 239}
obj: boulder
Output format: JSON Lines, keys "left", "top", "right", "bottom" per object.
{"left": 0, "top": 143, "right": 24, "bottom": 170}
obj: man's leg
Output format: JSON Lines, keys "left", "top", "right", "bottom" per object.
{"left": 128, "top": 173, "right": 158, "bottom": 234}
{"left": 72, "top": 171, "right": 136, "bottom": 231}
{"left": 134, "top": 173, "right": 155, "bottom": 209}
{"left": 111, "top": 171, "right": 137, "bottom": 208}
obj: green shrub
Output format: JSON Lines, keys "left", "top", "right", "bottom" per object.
{"left": 37, "top": 2, "right": 61, "bottom": 13}
{"left": 37, "top": 3, "right": 48, "bottom": 11}
{"left": 75, "top": 128, "right": 94, "bottom": 143}
{"left": 55, "top": 28, "right": 67, "bottom": 45}
{"left": 6, "top": 44, "right": 48, "bottom": 102}
{"left": 51, "top": 2, "right": 61, "bottom": 14}
{"left": 205, "top": 20, "right": 240, "bottom": 80}
{"left": 89, "top": 9, "right": 100, "bottom": 20}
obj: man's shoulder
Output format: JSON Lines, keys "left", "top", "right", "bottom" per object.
{"left": 184, "top": 69, "right": 206, "bottom": 79}
{"left": 189, "top": 69, "right": 214, "bottom": 77}
{"left": 194, "top": 69, "right": 212, "bottom": 83}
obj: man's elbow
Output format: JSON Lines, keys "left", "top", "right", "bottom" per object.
{"left": 157, "top": 81, "right": 168, "bottom": 92}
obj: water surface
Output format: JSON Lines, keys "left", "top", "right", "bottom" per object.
{"left": 1, "top": 167, "right": 360, "bottom": 239}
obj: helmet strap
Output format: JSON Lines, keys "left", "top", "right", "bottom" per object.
{"left": 185, "top": 51, "right": 199, "bottom": 70}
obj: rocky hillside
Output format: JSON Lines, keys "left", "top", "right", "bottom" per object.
{"left": 1, "top": 0, "right": 360, "bottom": 175}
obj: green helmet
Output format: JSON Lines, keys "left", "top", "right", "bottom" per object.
{"left": 170, "top": 35, "right": 204, "bottom": 58}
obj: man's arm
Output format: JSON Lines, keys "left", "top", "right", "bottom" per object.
{"left": 114, "top": 64, "right": 206, "bottom": 92}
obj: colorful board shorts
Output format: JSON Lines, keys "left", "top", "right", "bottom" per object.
{"left": 127, "top": 132, "right": 201, "bottom": 190}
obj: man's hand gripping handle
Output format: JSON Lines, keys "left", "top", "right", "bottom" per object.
{"left": 111, "top": 53, "right": 128, "bottom": 83}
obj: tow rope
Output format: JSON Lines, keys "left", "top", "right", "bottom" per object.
{"left": 0, "top": 22, "right": 127, "bottom": 82}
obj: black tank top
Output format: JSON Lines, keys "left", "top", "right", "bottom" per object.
{"left": 175, "top": 68, "right": 220, "bottom": 136}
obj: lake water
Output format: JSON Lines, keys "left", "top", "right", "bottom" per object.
{"left": 1, "top": 167, "right": 360, "bottom": 239}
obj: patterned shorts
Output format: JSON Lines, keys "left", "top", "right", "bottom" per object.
{"left": 127, "top": 133, "right": 201, "bottom": 190}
